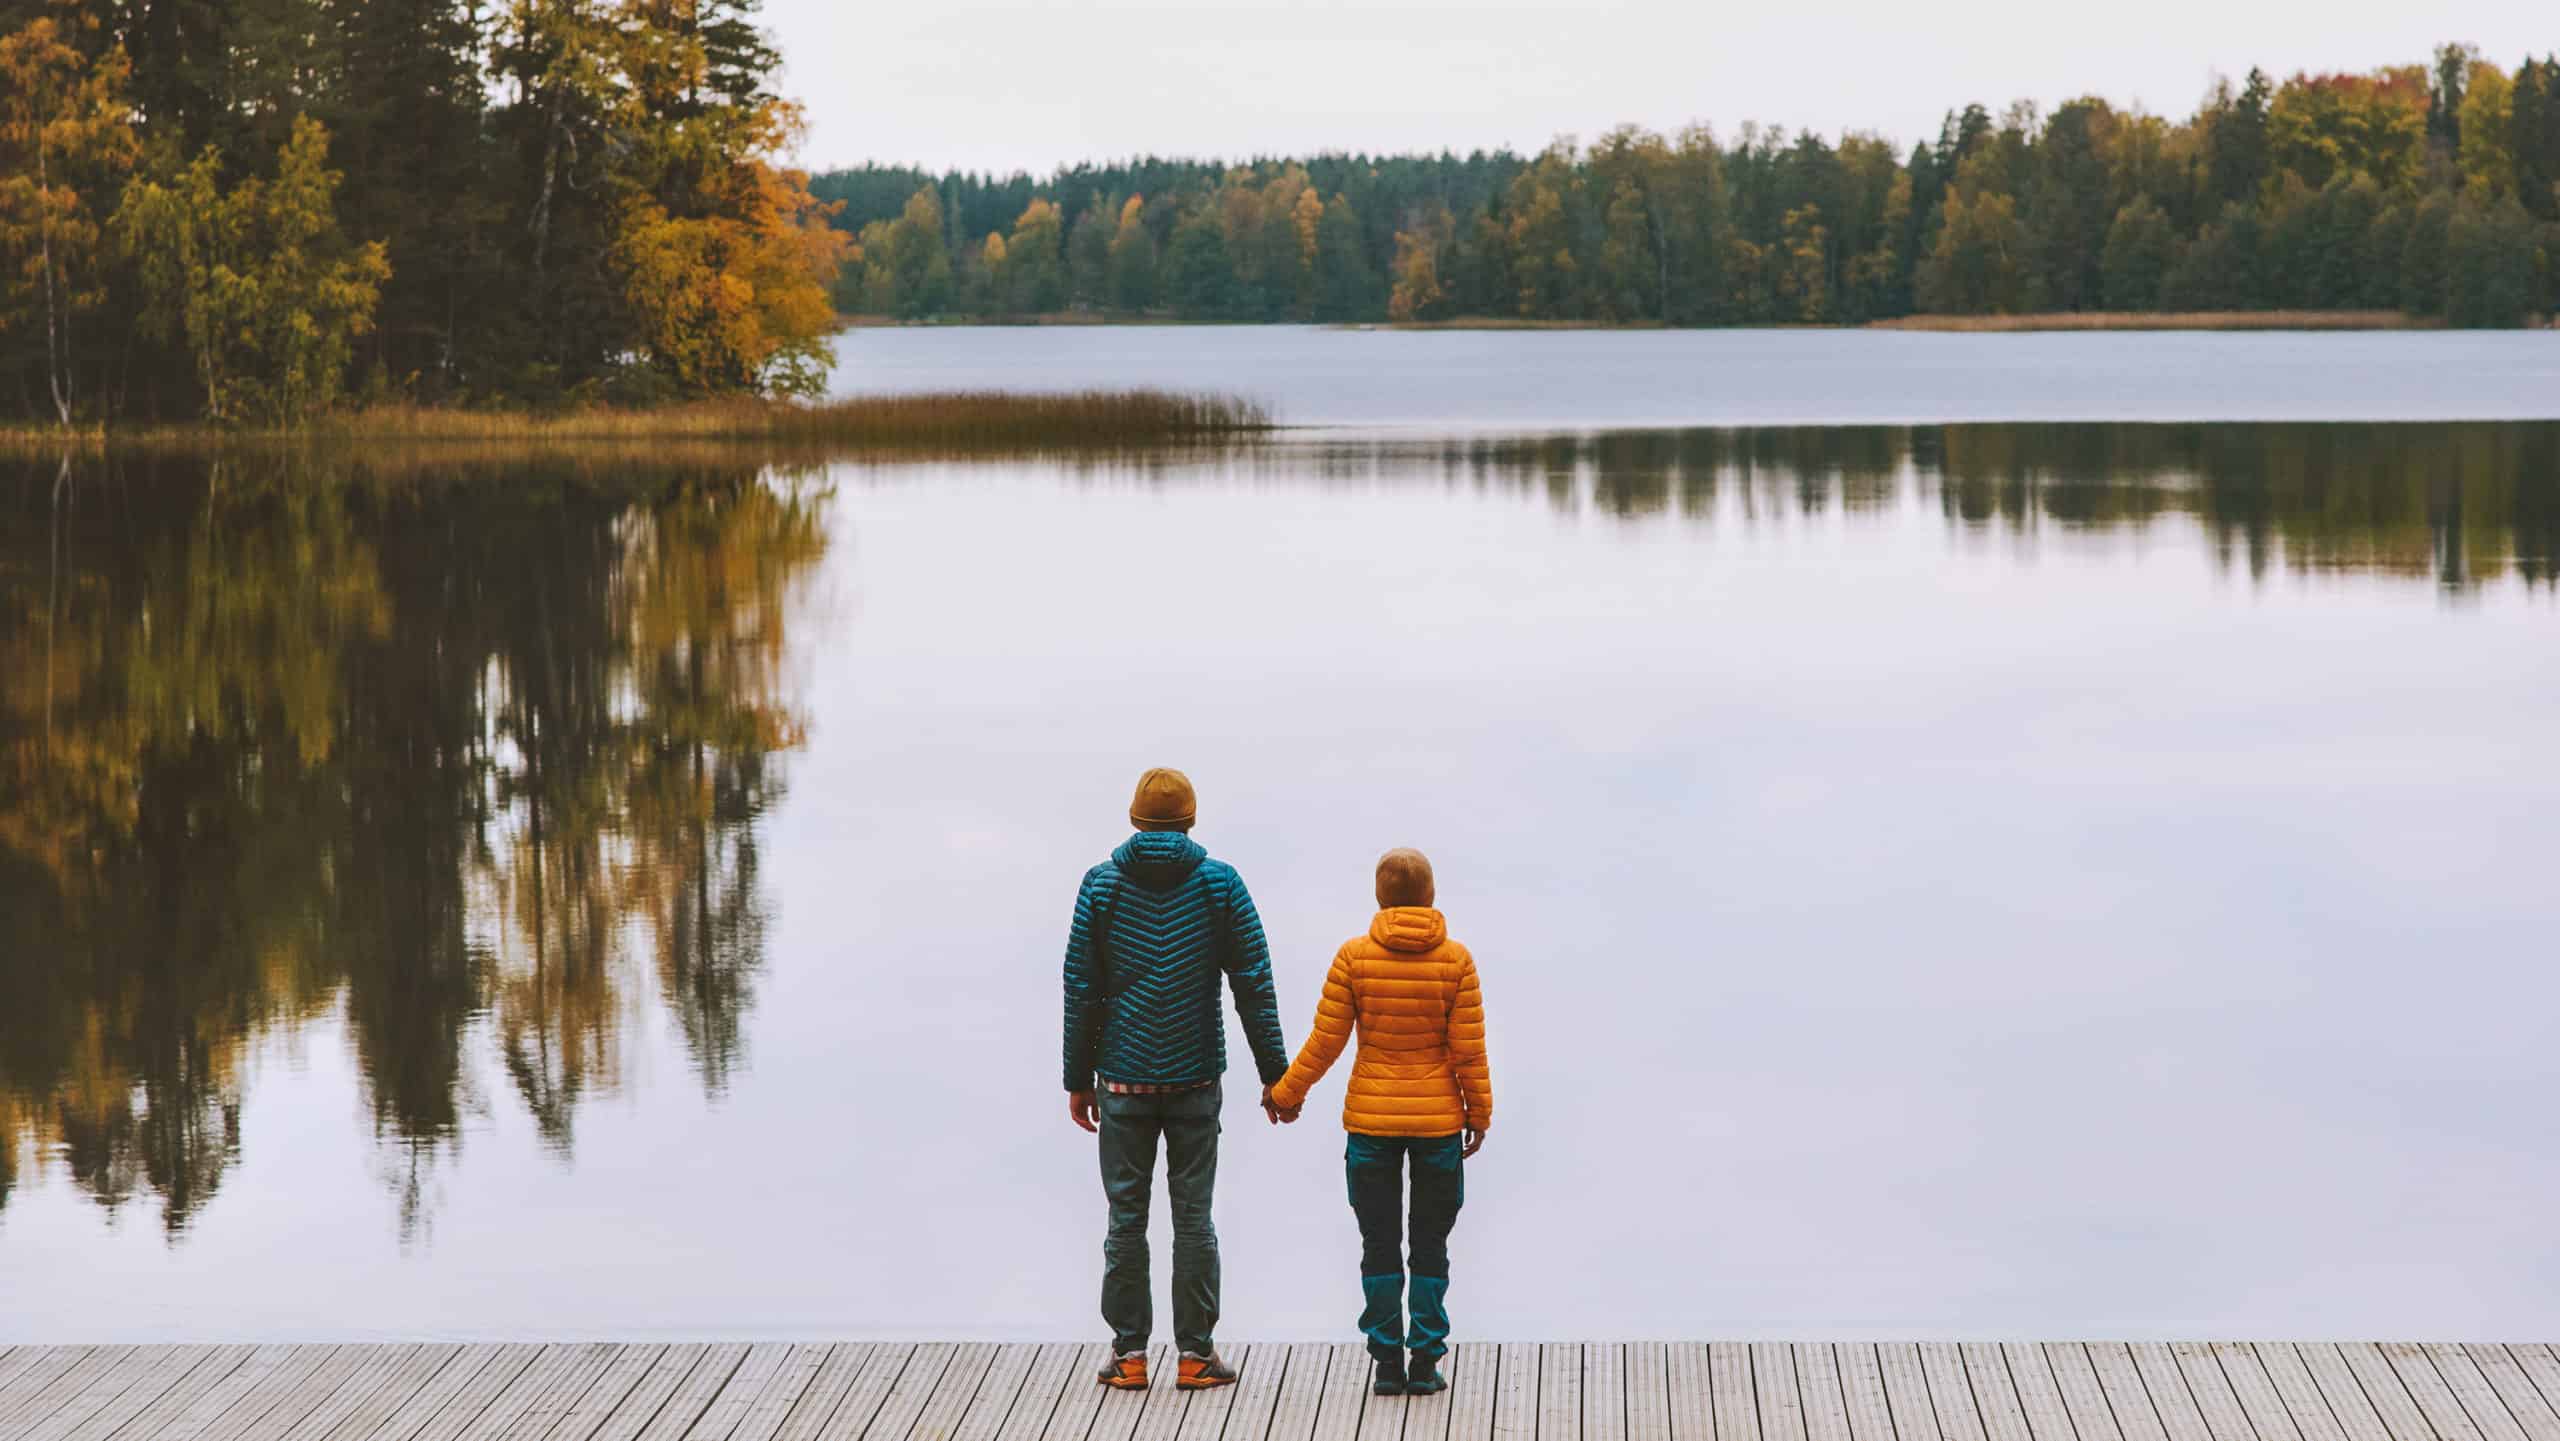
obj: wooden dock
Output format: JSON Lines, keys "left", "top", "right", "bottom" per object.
{"left": 1, "top": 1344, "right": 2555, "bottom": 1441}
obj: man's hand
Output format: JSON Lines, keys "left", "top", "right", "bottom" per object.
{"left": 1462, "top": 1126, "right": 1486, "bottom": 1159}
{"left": 1069, "top": 1089, "right": 1098, "bottom": 1133}
{"left": 1261, "top": 1084, "right": 1301, "bottom": 1125}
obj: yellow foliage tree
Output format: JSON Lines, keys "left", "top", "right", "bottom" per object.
{"left": 0, "top": 12, "right": 140, "bottom": 425}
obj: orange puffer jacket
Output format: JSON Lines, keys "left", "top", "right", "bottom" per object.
{"left": 1267, "top": 906, "right": 1492, "bottom": 1137}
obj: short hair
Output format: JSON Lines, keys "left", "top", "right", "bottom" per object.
{"left": 1374, "top": 847, "right": 1435, "bottom": 908}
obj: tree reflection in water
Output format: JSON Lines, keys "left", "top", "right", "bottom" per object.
{"left": 2, "top": 421, "right": 2552, "bottom": 1240}
{"left": 0, "top": 451, "right": 826, "bottom": 1238}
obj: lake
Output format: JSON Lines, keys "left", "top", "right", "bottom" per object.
{"left": 3, "top": 330, "right": 2557, "bottom": 1344}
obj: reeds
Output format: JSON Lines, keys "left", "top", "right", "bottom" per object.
{"left": 1866, "top": 311, "right": 2436, "bottom": 332}
{"left": 0, "top": 388, "right": 1274, "bottom": 456}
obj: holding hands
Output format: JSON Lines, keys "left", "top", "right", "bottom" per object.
{"left": 1261, "top": 1084, "right": 1302, "bottom": 1125}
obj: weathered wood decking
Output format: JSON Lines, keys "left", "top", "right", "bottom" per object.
{"left": 0, "top": 1345, "right": 2554, "bottom": 1441}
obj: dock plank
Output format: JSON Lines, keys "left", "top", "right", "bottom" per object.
{"left": 2412, "top": 1346, "right": 2529, "bottom": 1441}
{"left": 1998, "top": 1344, "right": 2077, "bottom": 1441}
{"left": 2167, "top": 1345, "right": 2255, "bottom": 1441}
{"left": 1171, "top": 1344, "right": 1255, "bottom": 1441}
{"left": 1918, "top": 1345, "right": 1988, "bottom": 1441}
{"left": 17, "top": 1346, "right": 206, "bottom": 1441}
{"left": 1, "top": 1346, "right": 2553, "bottom": 1441}
{"left": 1536, "top": 1347, "right": 1580, "bottom": 1441}
{"left": 1442, "top": 1347, "right": 1497, "bottom": 1441}
{"left": 1874, "top": 1347, "right": 1942, "bottom": 1441}
{"left": 3, "top": 1355, "right": 99, "bottom": 1434}
{"left": 1831, "top": 1347, "right": 1891, "bottom": 1441}
{"left": 913, "top": 1346, "right": 999, "bottom": 1441}
{"left": 271, "top": 1347, "right": 435, "bottom": 1441}
{"left": 784, "top": 1346, "right": 907, "bottom": 1441}
{"left": 99, "top": 1346, "right": 256, "bottom": 1441}
{"left": 2457, "top": 1350, "right": 2560, "bottom": 1441}
{"left": 2312, "top": 1348, "right": 2425, "bottom": 1441}
{"left": 1085, "top": 1349, "right": 1171, "bottom": 1441}
{"left": 733, "top": 1347, "right": 834, "bottom": 1441}
{"left": 3, "top": 1349, "right": 135, "bottom": 1440}
{"left": 2084, "top": 1345, "right": 2167, "bottom": 1441}
{"left": 1707, "top": 1346, "right": 1753, "bottom": 1441}
{"left": 1959, "top": 1346, "right": 2033, "bottom": 1441}
{"left": 1490, "top": 1346, "right": 1536, "bottom": 1441}
{"left": 2217, "top": 1344, "right": 2308, "bottom": 1441}
{"left": 1311, "top": 1345, "right": 1371, "bottom": 1441}
{"left": 1625, "top": 1346, "right": 1672, "bottom": 1441}
{"left": 1352, "top": 1343, "right": 1403, "bottom": 1441}
{"left": 2376, "top": 1345, "right": 2491, "bottom": 1441}
{"left": 684, "top": 1345, "right": 800, "bottom": 1441}
{"left": 2046, "top": 1344, "right": 2125, "bottom": 1441}
{"left": 2127, "top": 1345, "right": 2216, "bottom": 1441}
{"left": 854, "top": 1349, "right": 960, "bottom": 1441}
{"left": 1221, "top": 1345, "right": 1301, "bottom": 1441}
{"left": 1034, "top": 1346, "right": 1112, "bottom": 1441}
{"left": 948, "top": 1348, "right": 1039, "bottom": 1441}
{"left": 535, "top": 1344, "right": 668, "bottom": 1441}
{"left": 1664, "top": 1348, "right": 1707, "bottom": 1441}
{"left": 200, "top": 1351, "right": 371, "bottom": 1441}
{"left": 2486, "top": 1351, "right": 2560, "bottom": 1441}
{"left": 1125, "top": 1349, "right": 1192, "bottom": 1441}
{"left": 152, "top": 1346, "right": 336, "bottom": 1441}
{"left": 2245, "top": 1346, "right": 2348, "bottom": 1441}
{"left": 630, "top": 1346, "right": 754, "bottom": 1441}
{"left": 1749, "top": 1348, "right": 1799, "bottom": 1441}
{"left": 1583, "top": 1345, "right": 1626, "bottom": 1441}
{"left": 308, "top": 1345, "right": 467, "bottom": 1441}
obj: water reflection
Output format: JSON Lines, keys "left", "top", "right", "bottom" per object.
{"left": 0, "top": 452, "right": 826, "bottom": 1237}
{"left": 1, "top": 420, "right": 2552, "bottom": 1244}
{"left": 1290, "top": 422, "right": 2560, "bottom": 591}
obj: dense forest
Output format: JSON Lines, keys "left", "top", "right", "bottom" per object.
{"left": 0, "top": 0, "right": 842, "bottom": 425}
{"left": 815, "top": 49, "right": 2560, "bottom": 329}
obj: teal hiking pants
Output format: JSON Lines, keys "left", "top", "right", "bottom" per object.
{"left": 1345, "top": 1132, "right": 1465, "bottom": 1361}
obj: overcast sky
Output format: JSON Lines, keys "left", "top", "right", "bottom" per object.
{"left": 763, "top": 0, "right": 2552, "bottom": 176}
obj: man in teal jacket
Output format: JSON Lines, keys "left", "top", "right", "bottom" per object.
{"left": 1063, "top": 767, "right": 1290, "bottom": 1391}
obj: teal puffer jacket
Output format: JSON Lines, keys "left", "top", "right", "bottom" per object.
{"left": 1062, "top": 832, "right": 1289, "bottom": 1092}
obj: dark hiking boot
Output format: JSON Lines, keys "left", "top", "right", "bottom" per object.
{"left": 1177, "top": 1354, "right": 1238, "bottom": 1391}
{"left": 1373, "top": 1353, "right": 1407, "bottom": 1395}
{"left": 1097, "top": 1353, "right": 1148, "bottom": 1390}
{"left": 1405, "top": 1355, "right": 1447, "bottom": 1395}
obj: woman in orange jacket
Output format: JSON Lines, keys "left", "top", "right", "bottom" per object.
{"left": 1265, "top": 847, "right": 1492, "bottom": 1397}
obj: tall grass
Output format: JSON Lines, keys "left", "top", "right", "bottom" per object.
{"left": 0, "top": 388, "right": 1274, "bottom": 455}
{"left": 1867, "top": 311, "right": 2437, "bottom": 332}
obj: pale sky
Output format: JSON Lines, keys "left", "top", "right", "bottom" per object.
{"left": 764, "top": 0, "right": 2552, "bottom": 176}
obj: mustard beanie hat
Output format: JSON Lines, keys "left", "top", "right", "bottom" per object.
{"left": 1129, "top": 767, "right": 1198, "bottom": 831}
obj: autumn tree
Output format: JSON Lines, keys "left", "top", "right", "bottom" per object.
{"left": 1006, "top": 198, "right": 1067, "bottom": 312}
{"left": 0, "top": 11, "right": 139, "bottom": 425}
{"left": 117, "top": 116, "right": 391, "bottom": 425}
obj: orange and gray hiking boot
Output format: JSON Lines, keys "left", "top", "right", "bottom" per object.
{"left": 1097, "top": 1352, "right": 1148, "bottom": 1390}
{"left": 1176, "top": 1353, "right": 1239, "bottom": 1390}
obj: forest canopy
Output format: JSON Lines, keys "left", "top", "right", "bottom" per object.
{"left": 813, "top": 48, "right": 2560, "bottom": 330}
{"left": 0, "top": 0, "right": 846, "bottom": 426}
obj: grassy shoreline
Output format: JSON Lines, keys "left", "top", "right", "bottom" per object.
{"left": 1867, "top": 310, "right": 2449, "bottom": 333}
{"left": 0, "top": 389, "right": 1274, "bottom": 455}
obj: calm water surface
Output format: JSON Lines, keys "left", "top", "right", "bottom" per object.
{"left": 826, "top": 325, "right": 2560, "bottom": 427}
{"left": 4, "top": 347, "right": 2559, "bottom": 1342}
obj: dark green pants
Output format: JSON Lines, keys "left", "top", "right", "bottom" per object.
{"left": 1098, "top": 1083, "right": 1222, "bottom": 1356}
{"left": 1346, "top": 1133, "right": 1465, "bottom": 1361}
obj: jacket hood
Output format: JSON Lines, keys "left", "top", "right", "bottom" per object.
{"left": 1369, "top": 906, "right": 1447, "bottom": 953}
{"left": 1113, "top": 830, "right": 1208, "bottom": 890}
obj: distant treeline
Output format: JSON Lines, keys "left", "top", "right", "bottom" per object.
{"left": 814, "top": 49, "right": 2560, "bottom": 328}
{"left": 0, "top": 0, "right": 843, "bottom": 427}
